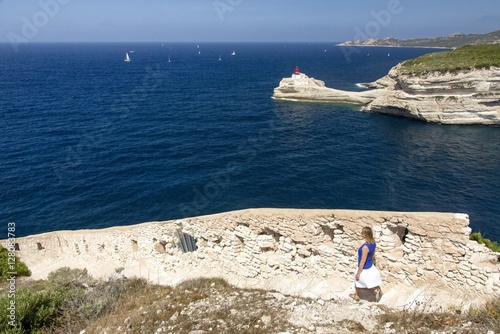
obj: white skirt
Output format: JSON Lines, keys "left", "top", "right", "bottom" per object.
{"left": 354, "top": 265, "right": 382, "bottom": 289}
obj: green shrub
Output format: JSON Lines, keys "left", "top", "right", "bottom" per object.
{"left": 46, "top": 267, "right": 129, "bottom": 321}
{"left": 470, "top": 232, "right": 500, "bottom": 252}
{"left": 0, "top": 245, "right": 31, "bottom": 279}
{"left": 0, "top": 287, "right": 64, "bottom": 333}
{"left": 0, "top": 267, "right": 138, "bottom": 333}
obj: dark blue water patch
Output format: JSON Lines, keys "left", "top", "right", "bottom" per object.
{"left": 0, "top": 43, "right": 498, "bottom": 241}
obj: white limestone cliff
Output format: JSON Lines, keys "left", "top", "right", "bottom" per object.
{"left": 273, "top": 66, "right": 500, "bottom": 125}
{"left": 3, "top": 208, "right": 499, "bottom": 311}
{"left": 273, "top": 72, "right": 381, "bottom": 105}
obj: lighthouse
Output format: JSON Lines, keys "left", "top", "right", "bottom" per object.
{"left": 277, "top": 66, "right": 313, "bottom": 89}
{"left": 291, "top": 66, "right": 307, "bottom": 79}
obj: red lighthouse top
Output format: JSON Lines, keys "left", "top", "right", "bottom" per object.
{"left": 295, "top": 66, "right": 300, "bottom": 74}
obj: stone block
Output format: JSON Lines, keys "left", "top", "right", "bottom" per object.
{"left": 385, "top": 249, "right": 404, "bottom": 262}
{"left": 256, "top": 234, "right": 276, "bottom": 250}
{"left": 425, "top": 262, "right": 435, "bottom": 271}
{"left": 471, "top": 275, "right": 484, "bottom": 284}
{"left": 382, "top": 228, "right": 393, "bottom": 236}
{"left": 297, "top": 247, "right": 311, "bottom": 257}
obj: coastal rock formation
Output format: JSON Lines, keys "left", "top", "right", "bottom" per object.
{"left": 272, "top": 69, "right": 379, "bottom": 104}
{"left": 362, "top": 65, "right": 500, "bottom": 124}
{"left": 3, "top": 208, "right": 499, "bottom": 311}
{"left": 273, "top": 66, "right": 500, "bottom": 125}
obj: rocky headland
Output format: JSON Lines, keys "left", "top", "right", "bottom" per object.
{"left": 273, "top": 45, "right": 500, "bottom": 125}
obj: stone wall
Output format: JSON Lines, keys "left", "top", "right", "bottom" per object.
{"left": 2, "top": 209, "right": 499, "bottom": 309}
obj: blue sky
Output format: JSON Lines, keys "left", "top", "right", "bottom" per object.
{"left": 0, "top": 0, "right": 498, "bottom": 43}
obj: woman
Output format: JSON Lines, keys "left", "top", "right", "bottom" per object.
{"left": 354, "top": 226, "right": 382, "bottom": 301}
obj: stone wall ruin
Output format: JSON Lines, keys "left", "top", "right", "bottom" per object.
{"left": 2, "top": 208, "right": 498, "bottom": 309}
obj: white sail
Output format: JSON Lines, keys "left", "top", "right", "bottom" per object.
{"left": 231, "top": 50, "right": 236, "bottom": 56}
{"left": 124, "top": 52, "right": 131, "bottom": 62}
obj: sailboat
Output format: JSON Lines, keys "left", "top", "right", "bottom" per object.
{"left": 231, "top": 50, "right": 236, "bottom": 56}
{"left": 168, "top": 55, "right": 171, "bottom": 63}
{"left": 124, "top": 52, "right": 131, "bottom": 62}
{"left": 218, "top": 55, "right": 222, "bottom": 61}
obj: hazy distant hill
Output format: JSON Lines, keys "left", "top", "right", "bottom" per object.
{"left": 338, "top": 30, "right": 500, "bottom": 48}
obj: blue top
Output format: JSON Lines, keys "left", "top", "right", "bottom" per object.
{"left": 357, "top": 242, "right": 376, "bottom": 269}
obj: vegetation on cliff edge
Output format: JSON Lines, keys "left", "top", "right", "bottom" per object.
{"left": 401, "top": 44, "right": 500, "bottom": 75}
{"left": 470, "top": 232, "right": 500, "bottom": 252}
{"left": 0, "top": 245, "right": 31, "bottom": 280}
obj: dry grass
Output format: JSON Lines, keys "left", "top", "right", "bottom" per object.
{"left": 46, "top": 270, "right": 152, "bottom": 334}
{"left": 377, "top": 297, "right": 500, "bottom": 334}
{"left": 82, "top": 277, "right": 294, "bottom": 334}
{"left": 467, "top": 297, "right": 500, "bottom": 331}
{"left": 337, "top": 319, "right": 366, "bottom": 332}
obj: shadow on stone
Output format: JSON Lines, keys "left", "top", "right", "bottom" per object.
{"left": 358, "top": 287, "right": 382, "bottom": 302}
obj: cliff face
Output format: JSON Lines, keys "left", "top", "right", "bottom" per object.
{"left": 273, "top": 66, "right": 500, "bottom": 125}
{"left": 362, "top": 65, "right": 500, "bottom": 125}
{"left": 2, "top": 208, "right": 499, "bottom": 310}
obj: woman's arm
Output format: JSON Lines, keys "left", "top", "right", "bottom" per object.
{"left": 356, "top": 245, "right": 369, "bottom": 281}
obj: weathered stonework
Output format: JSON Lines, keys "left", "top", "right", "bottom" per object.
{"left": 2, "top": 209, "right": 499, "bottom": 310}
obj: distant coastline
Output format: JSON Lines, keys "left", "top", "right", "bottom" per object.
{"left": 338, "top": 29, "right": 500, "bottom": 48}
{"left": 337, "top": 44, "right": 453, "bottom": 50}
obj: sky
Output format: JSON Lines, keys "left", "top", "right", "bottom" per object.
{"left": 0, "top": 0, "right": 499, "bottom": 43}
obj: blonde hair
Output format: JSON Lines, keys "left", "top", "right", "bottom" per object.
{"left": 362, "top": 226, "right": 375, "bottom": 244}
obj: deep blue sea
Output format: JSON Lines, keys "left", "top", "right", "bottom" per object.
{"left": 1, "top": 43, "right": 499, "bottom": 241}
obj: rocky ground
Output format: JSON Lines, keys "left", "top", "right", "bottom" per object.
{"left": 82, "top": 285, "right": 384, "bottom": 334}
{"left": 78, "top": 279, "right": 494, "bottom": 334}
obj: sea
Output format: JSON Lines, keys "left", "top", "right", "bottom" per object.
{"left": 1, "top": 43, "right": 499, "bottom": 241}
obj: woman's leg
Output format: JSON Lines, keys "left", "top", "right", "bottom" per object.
{"left": 369, "top": 286, "right": 381, "bottom": 301}
{"left": 351, "top": 284, "right": 361, "bottom": 300}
